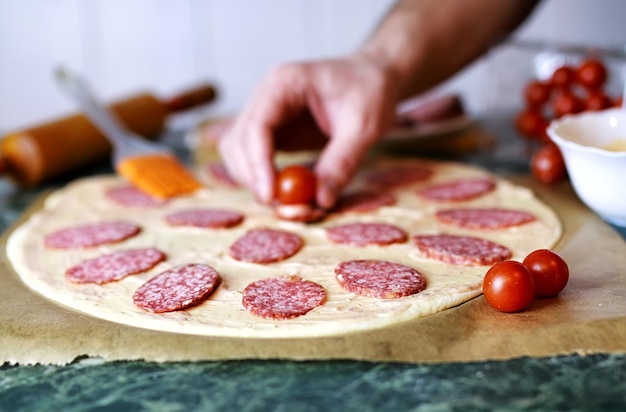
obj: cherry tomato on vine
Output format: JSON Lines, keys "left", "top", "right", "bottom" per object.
{"left": 515, "top": 110, "right": 547, "bottom": 140}
{"left": 550, "top": 66, "right": 576, "bottom": 89}
{"left": 553, "top": 91, "right": 584, "bottom": 118}
{"left": 276, "top": 165, "right": 317, "bottom": 205}
{"left": 576, "top": 59, "right": 608, "bottom": 90}
{"left": 531, "top": 143, "right": 567, "bottom": 184}
{"left": 483, "top": 261, "right": 535, "bottom": 313}
{"left": 584, "top": 91, "right": 612, "bottom": 111}
{"left": 522, "top": 249, "right": 569, "bottom": 297}
{"left": 524, "top": 80, "right": 552, "bottom": 108}
{"left": 613, "top": 96, "right": 623, "bottom": 108}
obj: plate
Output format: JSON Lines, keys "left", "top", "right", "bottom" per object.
{"left": 384, "top": 114, "right": 474, "bottom": 142}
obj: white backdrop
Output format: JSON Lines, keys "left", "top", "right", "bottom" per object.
{"left": 1, "top": 0, "right": 625, "bottom": 133}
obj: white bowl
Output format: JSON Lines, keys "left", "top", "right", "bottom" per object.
{"left": 548, "top": 108, "right": 626, "bottom": 227}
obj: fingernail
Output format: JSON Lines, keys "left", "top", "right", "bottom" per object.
{"left": 317, "top": 181, "right": 337, "bottom": 209}
{"left": 258, "top": 184, "right": 271, "bottom": 204}
{"left": 257, "top": 171, "right": 274, "bottom": 204}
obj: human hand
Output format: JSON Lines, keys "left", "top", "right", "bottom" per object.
{"left": 218, "top": 54, "right": 398, "bottom": 209}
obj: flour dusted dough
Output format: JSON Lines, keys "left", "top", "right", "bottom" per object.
{"left": 6, "top": 158, "right": 562, "bottom": 338}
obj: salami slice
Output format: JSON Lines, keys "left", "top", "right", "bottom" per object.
{"left": 273, "top": 203, "right": 326, "bottom": 223}
{"left": 413, "top": 234, "right": 511, "bottom": 266}
{"left": 334, "top": 190, "right": 396, "bottom": 213}
{"left": 44, "top": 221, "right": 140, "bottom": 249}
{"left": 366, "top": 165, "right": 433, "bottom": 188}
{"left": 165, "top": 208, "right": 244, "bottom": 229}
{"left": 65, "top": 248, "right": 165, "bottom": 284}
{"left": 105, "top": 185, "right": 168, "bottom": 208}
{"left": 242, "top": 275, "right": 326, "bottom": 319}
{"left": 436, "top": 208, "right": 536, "bottom": 229}
{"left": 229, "top": 228, "right": 303, "bottom": 263}
{"left": 207, "top": 162, "right": 239, "bottom": 187}
{"left": 133, "top": 264, "right": 221, "bottom": 313}
{"left": 326, "top": 223, "right": 408, "bottom": 247}
{"left": 395, "top": 94, "right": 465, "bottom": 126}
{"left": 417, "top": 178, "right": 495, "bottom": 202}
{"left": 334, "top": 259, "right": 426, "bottom": 299}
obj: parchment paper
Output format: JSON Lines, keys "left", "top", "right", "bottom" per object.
{"left": 1, "top": 177, "right": 625, "bottom": 365}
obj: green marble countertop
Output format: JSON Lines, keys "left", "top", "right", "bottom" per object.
{"left": 1, "top": 355, "right": 625, "bottom": 411}
{"left": 1, "top": 125, "right": 625, "bottom": 411}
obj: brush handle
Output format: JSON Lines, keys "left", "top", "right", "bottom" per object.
{"left": 56, "top": 69, "right": 130, "bottom": 145}
{"left": 56, "top": 68, "right": 168, "bottom": 162}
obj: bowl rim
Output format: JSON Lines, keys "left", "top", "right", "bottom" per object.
{"left": 548, "top": 109, "right": 626, "bottom": 158}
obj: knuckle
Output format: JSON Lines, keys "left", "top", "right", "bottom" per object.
{"left": 269, "top": 62, "right": 307, "bottom": 85}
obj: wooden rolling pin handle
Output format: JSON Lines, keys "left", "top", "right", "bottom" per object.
{"left": 164, "top": 83, "right": 217, "bottom": 113}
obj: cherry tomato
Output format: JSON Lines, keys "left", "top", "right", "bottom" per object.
{"left": 536, "top": 125, "right": 553, "bottom": 144}
{"left": 613, "top": 95, "right": 623, "bottom": 108}
{"left": 276, "top": 165, "right": 317, "bottom": 205}
{"left": 550, "top": 66, "right": 576, "bottom": 89}
{"left": 515, "top": 110, "right": 547, "bottom": 140}
{"left": 522, "top": 249, "right": 569, "bottom": 297}
{"left": 524, "top": 80, "right": 552, "bottom": 108}
{"left": 531, "top": 143, "right": 567, "bottom": 184}
{"left": 584, "top": 91, "right": 612, "bottom": 111}
{"left": 552, "top": 91, "right": 584, "bottom": 118}
{"left": 576, "top": 58, "right": 608, "bottom": 90}
{"left": 483, "top": 261, "right": 535, "bottom": 313}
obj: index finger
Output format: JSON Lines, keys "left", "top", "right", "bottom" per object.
{"left": 221, "top": 64, "right": 312, "bottom": 203}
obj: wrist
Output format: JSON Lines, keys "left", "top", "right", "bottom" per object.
{"left": 353, "top": 8, "right": 430, "bottom": 102}
{"left": 350, "top": 49, "right": 405, "bottom": 106}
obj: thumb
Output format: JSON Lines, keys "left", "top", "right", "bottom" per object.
{"left": 314, "top": 128, "right": 377, "bottom": 209}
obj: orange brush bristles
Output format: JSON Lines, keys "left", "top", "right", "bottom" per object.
{"left": 117, "top": 154, "right": 202, "bottom": 198}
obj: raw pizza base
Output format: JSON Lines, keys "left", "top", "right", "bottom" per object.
{"left": 6, "top": 157, "right": 561, "bottom": 338}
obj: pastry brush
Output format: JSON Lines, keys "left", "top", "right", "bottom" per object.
{"left": 55, "top": 67, "right": 202, "bottom": 198}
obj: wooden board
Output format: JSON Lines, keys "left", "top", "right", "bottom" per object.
{"left": 1, "top": 177, "right": 625, "bottom": 365}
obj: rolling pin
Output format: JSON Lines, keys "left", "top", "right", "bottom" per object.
{"left": 0, "top": 83, "right": 216, "bottom": 188}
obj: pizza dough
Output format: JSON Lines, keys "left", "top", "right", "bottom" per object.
{"left": 5, "top": 157, "right": 562, "bottom": 338}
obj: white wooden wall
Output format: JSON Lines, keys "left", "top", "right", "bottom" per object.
{"left": 1, "top": 0, "right": 625, "bottom": 134}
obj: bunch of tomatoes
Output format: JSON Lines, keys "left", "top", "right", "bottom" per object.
{"left": 514, "top": 58, "right": 622, "bottom": 184}
{"left": 483, "top": 249, "right": 569, "bottom": 313}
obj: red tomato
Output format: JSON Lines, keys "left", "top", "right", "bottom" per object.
{"left": 515, "top": 110, "right": 547, "bottom": 140}
{"left": 585, "top": 91, "right": 612, "bottom": 111}
{"left": 553, "top": 91, "right": 584, "bottom": 118}
{"left": 576, "top": 59, "right": 608, "bottom": 90}
{"left": 536, "top": 125, "right": 553, "bottom": 144}
{"left": 276, "top": 165, "right": 317, "bottom": 205}
{"left": 531, "top": 143, "right": 567, "bottom": 184}
{"left": 524, "top": 80, "right": 552, "bottom": 108}
{"left": 483, "top": 261, "right": 535, "bottom": 313}
{"left": 613, "top": 96, "right": 623, "bottom": 108}
{"left": 522, "top": 249, "right": 569, "bottom": 297}
{"left": 551, "top": 66, "right": 576, "bottom": 89}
